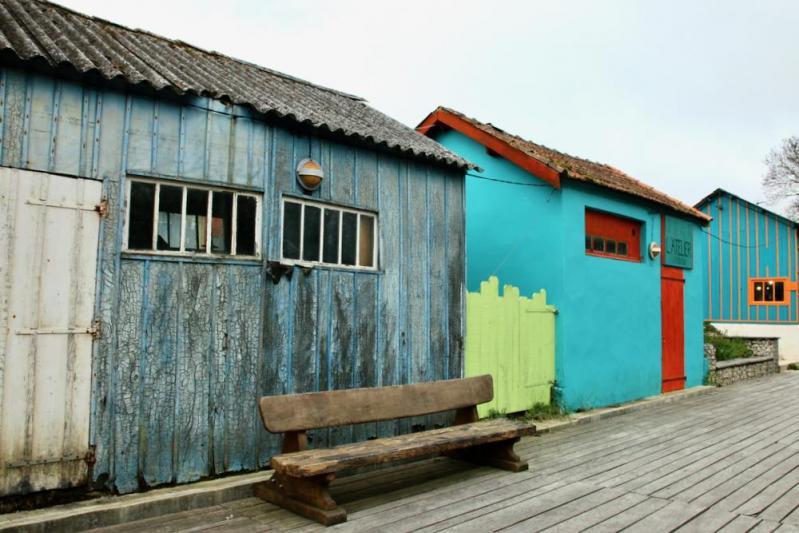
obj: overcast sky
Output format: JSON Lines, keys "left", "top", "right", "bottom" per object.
{"left": 59, "top": 0, "right": 799, "bottom": 212}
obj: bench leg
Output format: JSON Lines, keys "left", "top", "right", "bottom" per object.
{"left": 454, "top": 437, "right": 529, "bottom": 472}
{"left": 253, "top": 471, "right": 346, "bottom": 526}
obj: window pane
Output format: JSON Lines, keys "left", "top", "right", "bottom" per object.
{"left": 282, "top": 202, "right": 302, "bottom": 260}
{"left": 303, "top": 205, "right": 321, "bottom": 262}
{"left": 765, "top": 281, "right": 774, "bottom": 301}
{"left": 359, "top": 215, "right": 375, "bottom": 267}
{"left": 592, "top": 236, "right": 605, "bottom": 252}
{"left": 605, "top": 239, "right": 617, "bottom": 254}
{"left": 341, "top": 212, "right": 358, "bottom": 265}
{"left": 585, "top": 235, "right": 591, "bottom": 250}
{"left": 617, "top": 242, "right": 628, "bottom": 256}
{"left": 754, "top": 282, "right": 764, "bottom": 302}
{"left": 185, "top": 188, "right": 208, "bottom": 252}
{"left": 211, "top": 191, "right": 233, "bottom": 253}
{"left": 236, "top": 195, "right": 257, "bottom": 256}
{"left": 128, "top": 182, "right": 155, "bottom": 249}
{"left": 776, "top": 282, "right": 785, "bottom": 302}
{"left": 157, "top": 185, "right": 183, "bottom": 251}
{"left": 323, "top": 209, "right": 340, "bottom": 264}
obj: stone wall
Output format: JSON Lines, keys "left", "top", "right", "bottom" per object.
{"left": 705, "top": 337, "right": 780, "bottom": 386}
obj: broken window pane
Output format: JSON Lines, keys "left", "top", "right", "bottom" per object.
{"left": 128, "top": 181, "right": 155, "bottom": 249}
{"left": 359, "top": 215, "right": 375, "bottom": 267}
{"left": 185, "top": 188, "right": 208, "bottom": 252}
{"left": 303, "top": 205, "right": 321, "bottom": 262}
{"left": 236, "top": 195, "right": 257, "bottom": 256}
{"left": 323, "top": 209, "right": 340, "bottom": 264}
{"left": 211, "top": 191, "right": 233, "bottom": 254}
{"left": 341, "top": 212, "right": 357, "bottom": 265}
{"left": 283, "top": 201, "right": 302, "bottom": 260}
{"left": 157, "top": 185, "right": 183, "bottom": 251}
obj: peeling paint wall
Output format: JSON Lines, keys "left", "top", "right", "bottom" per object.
{"left": 0, "top": 67, "right": 466, "bottom": 494}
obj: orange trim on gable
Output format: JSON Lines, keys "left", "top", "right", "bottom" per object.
{"left": 416, "top": 109, "right": 561, "bottom": 189}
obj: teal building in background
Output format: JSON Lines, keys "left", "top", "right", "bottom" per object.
{"left": 419, "top": 108, "right": 711, "bottom": 411}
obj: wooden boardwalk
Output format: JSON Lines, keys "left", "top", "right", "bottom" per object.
{"left": 92, "top": 372, "right": 799, "bottom": 532}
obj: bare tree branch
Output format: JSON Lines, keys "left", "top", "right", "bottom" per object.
{"left": 763, "top": 136, "right": 799, "bottom": 220}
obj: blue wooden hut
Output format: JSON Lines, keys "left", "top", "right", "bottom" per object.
{"left": 0, "top": 0, "right": 469, "bottom": 497}
{"left": 696, "top": 189, "right": 799, "bottom": 365}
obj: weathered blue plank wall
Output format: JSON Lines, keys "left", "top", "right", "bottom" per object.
{"left": 0, "top": 67, "right": 465, "bottom": 493}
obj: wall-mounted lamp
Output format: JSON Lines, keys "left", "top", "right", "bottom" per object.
{"left": 649, "top": 241, "right": 662, "bottom": 260}
{"left": 296, "top": 158, "right": 324, "bottom": 191}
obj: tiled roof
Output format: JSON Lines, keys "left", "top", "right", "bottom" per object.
{"left": 419, "top": 107, "right": 710, "bottom": 221}
{"left": 0, "top": 0, "right": 470, "bottom": 169}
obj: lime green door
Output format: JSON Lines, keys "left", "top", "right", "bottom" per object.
{"left": 465, "top": 277, "right": 556, "bottom": 417}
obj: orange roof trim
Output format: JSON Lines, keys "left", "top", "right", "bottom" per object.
{"left": 417, "top": 107, "right": 711, "bottom": 223}
{"left": 417, "top": 108, "right": 561, "bottom": 189}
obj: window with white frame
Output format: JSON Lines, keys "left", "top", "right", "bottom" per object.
{"left": 281, "top": 197, "right": 377, "bottom": 270}
{"left": 125, "top": 178, "right": 261, "bottom": 257}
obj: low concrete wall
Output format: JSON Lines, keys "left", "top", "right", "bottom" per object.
{"left": 710, "top": 322, "right": 799, "bottom": 365}
{"left": 705, "top": 337, "right": 780, "bottom": 386}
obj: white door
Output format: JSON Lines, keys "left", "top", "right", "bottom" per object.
{"left": 0, "top": 167, "right": 102, "bottom": 496}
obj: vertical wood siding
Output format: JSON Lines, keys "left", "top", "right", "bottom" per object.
{"left": 0, "top": 68, "right": 465, "bottom": 494}
{"left": 700, "top": 192, "right": 797, "bottom": 324}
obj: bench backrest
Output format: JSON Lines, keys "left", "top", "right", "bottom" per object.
{"left": 259, "top": 375, "right": 493, "bottom": 433}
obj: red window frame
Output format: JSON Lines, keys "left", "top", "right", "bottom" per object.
{"left": 585, "top": 208, "right": 642, "bottom": 262}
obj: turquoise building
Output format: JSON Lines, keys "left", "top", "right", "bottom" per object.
{"left": 696, "top": 189, "right": 799, "bottom": 365}
{"left": 419, "top": 108, "right": 711, "bottom": 411}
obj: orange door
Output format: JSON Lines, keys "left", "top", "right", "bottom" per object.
{"left": 661, "top": 265, "right": 686, "bottom": 392}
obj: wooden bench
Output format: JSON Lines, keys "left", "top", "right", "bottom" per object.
{"left": 253, "top": 375, "right": 535, "bottom": 525}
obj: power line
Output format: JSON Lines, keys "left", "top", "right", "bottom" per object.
{"left": 700, "top": 228, "right": 766, "bottom": 249}
{"left": 466, "top": 171, "right": 550, "bottom": 187}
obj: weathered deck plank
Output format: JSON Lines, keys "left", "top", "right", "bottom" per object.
{"left": 86, "top": 373, "right": 799, "bottom": 532}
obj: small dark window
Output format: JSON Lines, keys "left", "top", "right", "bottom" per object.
{"left": 359, "top": 215, "right": 375, "bottom": 267}
{"left": 341, "top": 212, "right": 358, "bottom": 265}
{"left": 185, "top": 189, "right": 208, "bottom": 252}
{"left": 585, "top": 236, "right": 592, "bottom": 250}
{"left": 323, "top": 209, "right": 340, "bottom": 264}
{"left": 765, "top": 281, "right": 774, "bottom": 302}
{"left": 157, "top": 185, "right": 183, "bottom": 251}
{"left": 211, "top": 191, "right": 233, "bottom": 254}
{"left": 282, "top": 202, "right": 302, "bottom": 260}
{"left": 302, "top": 205, "right": 322, "bottom": 262}
{"left": 236, "top": 195, "right": 257, "bottom": 256}
{"left": 592, "top": 237, "right": 605, "bottom": 252}
{"left": 605, "top": 239, "right": 617, "bottom": 254}
{"left": 617, "top": 242, "right": 628, "bottom": 256}
{"left": 754, "top": 282, "right": 764, "bottom": 302}
{"left": 775, "top": 282, "right": 785, "bottom": 302}
{"left": 128, "top": 182, "right": 155, "bottom": 249}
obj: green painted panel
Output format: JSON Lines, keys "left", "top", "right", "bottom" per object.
{"left": 664, "top": 215, "right": 694, "bottom": 269}
{"left": 465, "top": 276, "right": 556, "bottom": 417}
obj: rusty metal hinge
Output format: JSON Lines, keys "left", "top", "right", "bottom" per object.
{"left": 89, "top": 320, "right": 101, "bottom": 339}
{"left": 95, "top": 199, "right": 109, "bottom": 218}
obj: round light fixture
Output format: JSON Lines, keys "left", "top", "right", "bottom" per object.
{"left": 649, "top": 241, "right": 662, "bottom": 259}
{"left": 296, "top": 158, "right": 324, "bottom": 191}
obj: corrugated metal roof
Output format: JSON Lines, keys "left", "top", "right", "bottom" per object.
{"left": 421, "top": 107, "right": 710, "bottom": 222}
{"left": 0, "top": 0, "right": 470, "bottom": 169}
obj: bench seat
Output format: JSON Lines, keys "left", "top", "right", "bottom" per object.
{"left": 253, "top": 375, "right": 535, "bottom": 525}
{"left": 272, "top": 419, "right": 536, "bottom": 477}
